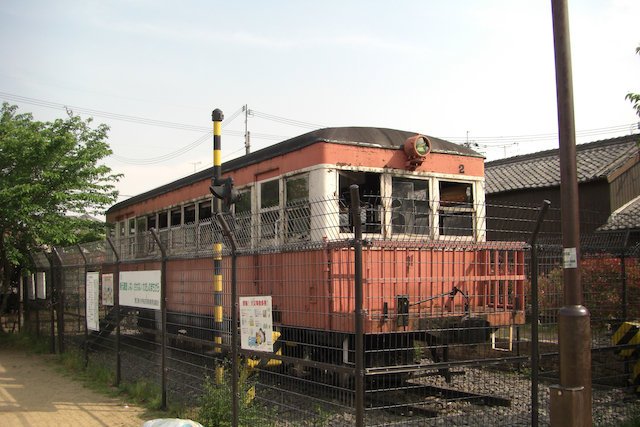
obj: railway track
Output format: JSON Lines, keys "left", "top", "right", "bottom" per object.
{"left": 366, "top": 381, "right": 511, "bottom": 419}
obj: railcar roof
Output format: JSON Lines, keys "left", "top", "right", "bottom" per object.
{"left": 107, "top": 126, "right": 481, "bottom": 214}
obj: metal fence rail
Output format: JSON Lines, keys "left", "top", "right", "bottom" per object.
{"left": 16, "top": 197, "right": 640, "bottom": 426}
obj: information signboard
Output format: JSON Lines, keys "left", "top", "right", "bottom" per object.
{"left": 240, "top": 295, "right": 274, "bottom": 352}
{"left": 119, "top": 270, "right": 162, "bottom": 310}
{"left": 102, "top": 273, "right": 114, "bottom": 306}
{"left": 86, "top": 272, "right": 100, "bottom": 331}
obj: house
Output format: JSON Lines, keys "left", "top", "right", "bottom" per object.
{"left": 484, "top": 133, "right": 640, "bottom": 240}
{"left": 597, "top": 195, "right": 640, "bottom": 247}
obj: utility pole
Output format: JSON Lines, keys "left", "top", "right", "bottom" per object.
{"left": 190, "top": 161, "right": 202, "bottom": 173}
{"left": 549, "top": 1, "right": 592, "bottom": 425}
{"left": 243, "top": 104, "right": 251, "bottom": 155}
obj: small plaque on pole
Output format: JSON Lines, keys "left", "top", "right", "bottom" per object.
{"left": 563, "top": 247, "right": 577, "bottom": 269}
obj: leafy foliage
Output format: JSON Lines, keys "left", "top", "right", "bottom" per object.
{"left": 0, "top": 103, "right": 120, "bottom": 302}
{"left": 197, "top": 368, "right": 272, "bottom": 427}
{"left": 538, "top": 255, "right": 640, "bottom": 322}
{"left": 626, "top": 45, "right": 640, "bottom": 118}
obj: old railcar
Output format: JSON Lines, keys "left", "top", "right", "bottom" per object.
{"left": 106, "top": 127, "right": 525, "bottom": 372}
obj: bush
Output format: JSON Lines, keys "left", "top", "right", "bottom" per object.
{"left": 538, "top": 255, "right": 640, "bottom": 323}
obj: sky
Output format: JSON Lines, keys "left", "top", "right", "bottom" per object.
{"left": 1, "top": 0, "right": 639, "bottom": 205}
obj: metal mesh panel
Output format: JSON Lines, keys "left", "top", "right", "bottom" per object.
{"left": 21, "top": 196, "right": 640, "bottom": 426}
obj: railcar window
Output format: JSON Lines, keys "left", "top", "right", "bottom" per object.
{"left": 391, "top": 177, "right": 429, "bottom": 235}
{"left": 184, "top": 204, "right": 196, "bottom": 224}
{"left": 118, "top": 221, "right": 125, "bottom": 237}
{"left": 128, "top": 218, "right": 135, "bottom": 235}
{"left": 158, "top": 211, "right": 168, "bottom": 229}
{"left": 285, "top": 175, "right": 310, "bottom": 241}
{"left": 135, "top": 217, "right": 147, "bottom": 256}
{"left": 234, "top": 188, "right": 252, "bottom": 247}
{"left": 439, "top": 181, "right": 474, "bottom": 237}
{"left": 170, "top": 208, "right": 182, "bottom": 227}
{"left": 182, "top": 204, "right": 197, "bottom": 246}
{"left": 136, "top": 217, "right": 146, "bottom": 233}
{"left": 198, "top": 200, "right": 212, "bottom": 221}
{"left": 339, "top": 171, "right": 381, "bottom": 233}
{"left": 260, "top": 180, "right": 280, "bottom": 240}
{"left": 235, "top": 193, "right": 250, "bottom": 213}
{"left": 147, "top": 215, "right": 156, "bottom": 230}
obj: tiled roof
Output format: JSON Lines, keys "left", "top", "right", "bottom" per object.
{"left": 485, "top": 134, "right": 640, "bottom": 194}
{"left": 599, "top": 195, "right": 640, "bottom": 231}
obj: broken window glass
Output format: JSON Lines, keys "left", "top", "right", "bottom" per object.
{"left": 391, "top": 177, "right": 429, "bottom": 235}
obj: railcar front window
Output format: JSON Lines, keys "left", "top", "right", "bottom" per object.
{"left": 439, "top": 181, "right": 474, "bottom": 237}
{"left": 285, "top": 175, "right": 310, "bottom": 242}
{"left": 391, "top": 177, "right": 429, "bottom": 235}
{"left": 339, "top": 171, "right": 381, "bottom": 233}
{"left": 260, "top": 180, "right": 280, "bottom": 241}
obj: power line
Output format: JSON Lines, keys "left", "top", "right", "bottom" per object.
{"left": 0, "top": 91, "right": 211, "bottom": 132}
{"left": 250, "top": 109, "right": 325, "bottom": 129}
{"left": 3, "top": 90, "right": 636, "bottom": 165}
{"left": 110, "top": 106, "right": 246, "bottom": 165}
{"left": 442, "top": 123, "right": 638, "bottom": 145}
{"left": 0, "top": 91, "right": 295, "bottom": 164}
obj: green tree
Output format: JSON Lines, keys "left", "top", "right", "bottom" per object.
{"left": 626, "top": 45, "right": 640, "bottom": 118}
{"left": 0, "top": 103, "right": 120, "bottom": 321}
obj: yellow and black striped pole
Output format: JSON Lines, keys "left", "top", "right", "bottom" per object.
{"left": 212, "top": 109, "right": 224, "bottom": 384}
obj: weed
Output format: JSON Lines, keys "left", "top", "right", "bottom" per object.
{"left": 197, "top": 367, "right": 273, "bottom": 427}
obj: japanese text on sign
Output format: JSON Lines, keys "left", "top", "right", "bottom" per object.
{"left": 119, "top": 270, "right": 162, "bottom": 310}
{"left": 239, "top": 296, "right": 274, "bottom": 353}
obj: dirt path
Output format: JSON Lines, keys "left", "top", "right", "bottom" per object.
{"left": 0, "top": 347, "right": 149, "bottom": 426}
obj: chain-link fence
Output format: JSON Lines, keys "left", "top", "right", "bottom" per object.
{"left": 17, "top": 195, "right": 640, "bottom": 426}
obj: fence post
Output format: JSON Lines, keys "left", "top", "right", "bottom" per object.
{"left": 52, "top": 247, "right": 65, "bottom": 354}
{"left": 620, "top": 232, "right": 629, "bottom": 322}
{"left": 43, "top": 253, "right": 54, "bottom": 351}
{"left": 27, "top": 253, "right": 40, "bottom": 339}
{"left": 19, "top": 272, "right": 25, "bottom": 333}
{"left": 349, "top": 185, "right": 365, "bottom": 427}
{"left": 150, "top": 228, "right": 168, "bottom": 410}
{"left": 107, "top": 237, "right": 122, "bottom": 387}
{"left": 529, "top": 200, "right": 551, "bottom": 427}
{"left": 77, "top": 244, "right": 89, "bottom": 367}
{"left": 217, "top": 212, "right": 239, "bottom": 427}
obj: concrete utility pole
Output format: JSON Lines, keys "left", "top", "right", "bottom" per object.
{"left": 243, "top": 104, "right": 251, "bottom": 155}
{"left": 549, "top": 1, "right": 592, "bottom": 425}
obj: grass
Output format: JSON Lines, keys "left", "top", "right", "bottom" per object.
{"left": 0, "top": 329, "right": 51, "bottom": 354}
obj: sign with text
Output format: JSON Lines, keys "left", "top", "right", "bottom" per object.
{"left": 36, "top": 271, "right": 46, "bottom": 299}
{"left": 27, "top": 274, "right": 35, "bottom": 300}
{"left": 240, "top": 295, "right": 274, "bottom": 352}
{"left": 102, "top": 274, "right": 114, "bottom": 306}
{"left": 86, "top": 272, "right": 100, "bottom": 331}
{"left": 119, "top": 270, "right": 162, "bottom": 310}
